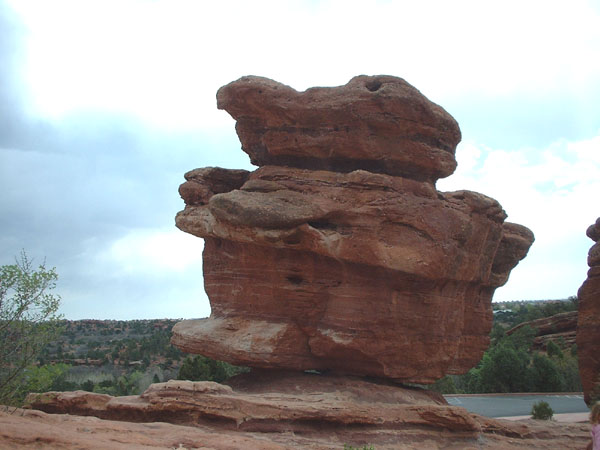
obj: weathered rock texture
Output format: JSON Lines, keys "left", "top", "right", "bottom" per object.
{"left": 172, "top": 75, "right": 534, "bottom": 383}
{"left": 11, "top": 374, "right": 590, "bottom": 449}
{"left": 216, "top": 75, "right": 461, "bottom": 182}
{"left": 507, "top": 310, "right": 578, "bottom": 350}
{"left": 577, "top": 217, "right": 600, "bottom": 405}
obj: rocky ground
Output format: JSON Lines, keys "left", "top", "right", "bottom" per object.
{"left": 1, "top": 372, "right": 593, "bottom": 449}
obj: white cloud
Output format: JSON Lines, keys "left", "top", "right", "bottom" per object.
{"left": 102, "top": 228, "right": 204, "bottom": 274}
{"left": 438, "top": 131, "right": 600, "bottom": 300}
{"left": 3, "top": 0, "right": 600, "bottom": 317}
{"left": 8, "top": 0, "right": 600, "bottom": 130}
{"left": 57, "top": 229, "right": 211, "bottom": 319}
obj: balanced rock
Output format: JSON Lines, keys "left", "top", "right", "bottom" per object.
{"left": 172, "top": 75, "right": 534, "bottom": 383}
{"left": 577, "top": 217, "right": 600, "bottom": 405}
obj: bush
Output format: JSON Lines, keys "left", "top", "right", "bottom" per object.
{"left": 546, "top": 340, "right": 563, "bottom": 359}
{"left": 531, "top": 400, "right": 554, "bottom": 420}
{"left": 530, "top": 354, "right": 563, "bottom": 392}
{"left": 177, "top": 355, "right": 247, "bottom": 383}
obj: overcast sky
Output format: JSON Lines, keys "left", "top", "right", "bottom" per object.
{"left": 1, "top": 0, "right": 599, "bottom": 319}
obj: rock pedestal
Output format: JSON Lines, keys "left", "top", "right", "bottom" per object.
{"left": 171, "top": 75, "right": 534, "bottom": 383}
{"left": 13, "top": 374, "right": 592, "bottom": 449}
{"left": 577, "top": 217, "right": 600, "bottom": 405}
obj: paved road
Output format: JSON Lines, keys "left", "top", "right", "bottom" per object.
{"left": 444, "top": 394, "right": 588, "bottom": 418}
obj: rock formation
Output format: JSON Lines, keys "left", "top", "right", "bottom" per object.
{"left": 577, "top": 217, "right": 600, "bottom": 405}
{"left": 506, "top": 310, "right": 577, "bottom": 350}
{"left": 172, "top": 75, "right": 534, "bottom": 383}
{"left": 4, "top": 76, "right": 586, "bottom": 450}
{"left": 13, "top": 374, "right": 591, "bottom": 449}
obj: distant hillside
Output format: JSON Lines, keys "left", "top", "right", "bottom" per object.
{"left": 30, "top": 319, "right": 188, "bottom": 398}
{"left": 27, "top": 298, "right": 582, "bottom": 399}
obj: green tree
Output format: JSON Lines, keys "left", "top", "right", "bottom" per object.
{"left": 81, "top": 380, "right": 95, "bottom": 392}
{"left": 546, "top": 340, "right": 563, "bottom": 359}
{"left": 431, "top": 375, "right": 458, "bottom": 394}
{"left": 477, "top": 343, "right": 531, "bottom": 393}
{"left": 530, "top": 353, "right": 563, "bottom": 392}
{"left": 177, "top": 355, "right": 244, "bottom": 383}
{"left": 505, "top": 325, "right": 536, "bottom": 351}
{"left": 18, "top": 363, "right": 71, "bottom": 401}
{"left": 0, "top": 251, "right": 63, "bottom": 406}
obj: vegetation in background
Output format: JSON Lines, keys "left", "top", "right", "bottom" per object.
{"left": 1, "top": 316, "right": 248, "bottom": 401}
{"left": 2, "top": 275, "right": 583, "bottom": 403}
{"left": 531, "top": 400, "right": 554, "bottom": 420}
{"left": 177, "top": 355, "right": 247, "bottom": 383}
{"left": 431, "top": 298, "right": 581, "bottom": 394}
{"left": 0, "top": 251, "right": 63, "bottom": 406}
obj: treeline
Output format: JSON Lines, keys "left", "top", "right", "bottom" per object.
{"left": 13, "top": 319, "right": 248, "bottom": 402}
{"left": 9, "top": 300, "right": 583, "bottom": 403}
{"left": 491, "top": 297, "right": 578, "bottom": 327}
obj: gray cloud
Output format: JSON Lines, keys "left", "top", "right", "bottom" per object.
{"left": 0, "top": 2, "right": 252, "bottom": 319}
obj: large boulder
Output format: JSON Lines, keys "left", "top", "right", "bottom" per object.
{"left": 217, "top": 75, "right": 460, "bottom": 183}
{"left": 172, "top": 75, "right": 534, "bottom": 383}
{"left": 577, "top": 217, "right": 600, "bottom": 405}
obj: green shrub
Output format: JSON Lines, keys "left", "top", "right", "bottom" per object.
{"left": 546, "top": 340, "right": 563, "bottom": 359}
{"left": 531, "top": 400, "right": 554, "bottom": 420}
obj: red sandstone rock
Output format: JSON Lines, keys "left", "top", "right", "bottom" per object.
{"left": 12, "top": 374, "right": 591, "bottom": 449}
{"left": 174, "top": 165, "right": 533, "bottom": 382}
{"left": 507, "top": 311, "right": 578, "bottom": 337}
{"left": 217, "top": 75, "right": 461, "bottom": 182}
{"left": 577, "top": 217, "right": 600, "bottom": 405}
{"left": 506, "top": 310, "right": 578, "bottom": 351}
{"left": 172, "top": 76, "right": 534, "bottom": 383}
{"left": 178, "top": 167, "right": 250, "bottom": 206}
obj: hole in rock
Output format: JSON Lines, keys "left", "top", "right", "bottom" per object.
{"left": 308, "top": 221, "right": 337, "bottom": 231}
{"left": 286, "top": 275, "right": 304, "bottom": 285}
{"left": 365, "top": 80, "right": 382, "bottom": 92}
{"left": 283, "top": 235, "right": 302, "bottom": 245}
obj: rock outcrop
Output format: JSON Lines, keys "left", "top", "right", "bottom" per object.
{"left": 12, "top": 373, "right": 590, "bottom": 449}
{"left": 577, "top": 217, "right": 600, "bottom": 405}
{"left": 506, "top": 310, "right": 578, "bottom": 350}
{"left": 172, "top": 75, "right": 534, "bottom": 383}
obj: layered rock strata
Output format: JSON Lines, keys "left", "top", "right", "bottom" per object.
{"left": 577, "top": 217, "right": 600, "bottom": 405}
{"left": 172, "top": 75, "right": 534, "bottom": 383}
{"left": 507, "top": 310, "right": 578, "bottom": 350}
{"left": 16, "top": 374, "right": 592, "bottom": 449}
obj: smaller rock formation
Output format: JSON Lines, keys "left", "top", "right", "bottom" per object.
{"left": 577, "top": 217, "right": 600, "bottom": 405}
{"left": 506, "top": 310, "right": 577, "bottom": 350}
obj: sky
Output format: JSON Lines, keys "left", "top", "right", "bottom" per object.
{"left": 0, "top": 0, "right": 599, "bottom": 320}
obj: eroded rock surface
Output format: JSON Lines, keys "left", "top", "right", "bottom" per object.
{"left": 172, "top": 75, "right": 534, "bottom": 383}
{"left": 217, "top": 75, "right": 461, "bottom": 182}
{"left": 577, "top": 217, "right": 600, "bottom": 405}
{"left": 507, "top": 310, "right": 578, "bottom": 350}
{"left": 14, "top": 374, "right": 591, "bottom": 449}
